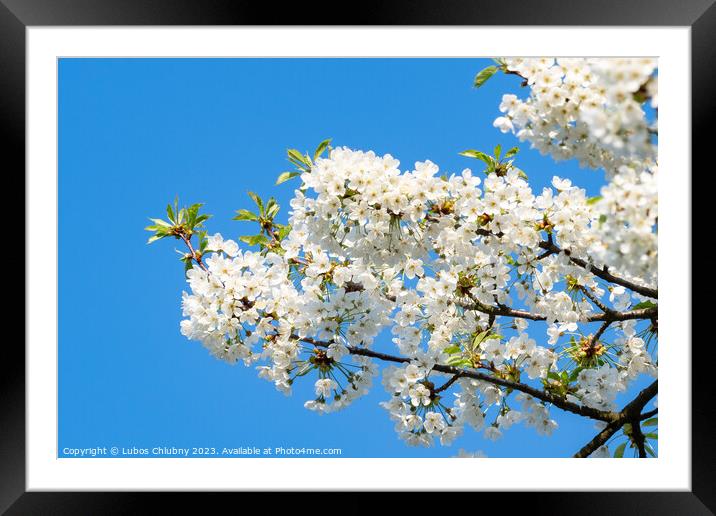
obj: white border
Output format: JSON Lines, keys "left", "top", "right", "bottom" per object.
{"left": 27, "top": 27, "right": 690, "bottom": 490}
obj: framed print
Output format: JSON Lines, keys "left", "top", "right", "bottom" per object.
{"left": 5, "top": 0, "right": 713, "bottom": 512}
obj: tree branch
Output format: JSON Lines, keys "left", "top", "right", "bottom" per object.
{"left": 573, "top": 380, "right": 658, "bottom": 458}
{"left": 620, "top": 380, "right": 658, "bottom": 417}
{"left": 590, "top": 320, "right": 611, "bottom": 347}
{"left": 332, "top": 235, "right": 657, "bottom": 325}
{"left": 573, "top": 421, "right": 621, "bottom": 458}
{"left": 539, "top": 241, "right": 657, "bottom": 299}
{"left": 630, "top": 418, "right": 647, "bottom": 458}
{"left": 434, "top": 372, "right": 464, "bottom": 394}
{"left": 471, "top": 228, "right": 657, "bottom": 299}
{"left": 579, "top": 285, "right": 615, "bottom": 316}
{"left": 457, "top": 297, "right": 656, "bottom": 323}
{"left": 639, "top": 408, "right": 658, "bottom": 421}
{"left": 295, "top": 335, "right": 619, "bottom": 422}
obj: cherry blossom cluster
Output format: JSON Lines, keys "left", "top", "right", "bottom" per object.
{"left": 179, "top": 235, "right": 384, "bottom": 413}
{"left": 494, "top": 58, "right": 657, "bottom": 177}
{"left": 152, "top": 57, "right": 658, "bottom": 455}
{"left": 176, "top": 143, "right": 656, "bottom": 444}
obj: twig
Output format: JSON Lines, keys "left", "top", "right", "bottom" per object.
{"left": 639, "top": 408, "right": 658, "bottom": 421}
{"left": 579, "top": 286, "right": 615, "bottom": 316}
{"left": 179, "top": 233, "right": 207, "bottom": 272}
{"left": 539, "top": 241, "right": 658, "bottom": 299}
{"left": 590, "top": 320, "right": 611, "bottom": 347}
{"left": 434, "top": 372, "right": 464, "bottom": 394}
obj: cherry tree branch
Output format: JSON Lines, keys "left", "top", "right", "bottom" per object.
{"left": 434, "top": 372, "right": 464, "bottom": 394}
{"left": 573, "top": 421, "right": 622, "bottom": 458}
{"left": 304, "top": 324, "right": 659, "bottom": 458}
{"left": 631, "top": 418, "right": 648, "bottom": 458}
{"left": 573, "top": 380, "right": 658, "bottom": 458}
{"left": 305, "top": 227, "right": 658, "bottom": 325}
{"left": 579, "top": 285, "right": 615, "bottom": 316}
{"left": 621, "top": 380, "right": 659, "bottom": 416}
{"left": 457, "top": 297, "right": 656, "bottom": 323}
{"left": 344, "top": 280, "right": 655, "bottom": 324}
{"left": 590, "top": 320, "right": 612, "bottom": 347}
{"left": 538, "top": 241, "right": 658, "bottom": 299}
{"left": 295, "top": 335, "right": 620, "bottom": 423}
{"left": 639, "top": 408, "right": 658, "bottom": 421}
{"left": 472, "top": 227, "right": 657, "bottom": 299}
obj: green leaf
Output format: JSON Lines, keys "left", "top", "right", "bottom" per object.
{"left": 197, "top": 231, "right": 208, "bottom": 252}
{"left": 598, "top": 214, "right": 607, "bottom": 224}
{"left": 644, "top": 432, "right": 658, "bottom": 440}
{"left": 474, "top": 65, "right": 499, "bottom": 88}
{"left": 194, "top": 214, "right": 211, "bottom": 226}
{"left": 645, "top": 443, "right": 656, "bottom": 457}
{"left": 459, "top": 150, "right": 494, "bottom": 167}
{"left": 239, "top": 234, "right": 269, "bottom": 247}
{"left": 314, "top": 138, "right": 332, "bottom": 161}
{"left": 277, "top": 224, "right": 292, "bottom": 241}
{"left": 494, "top": 144, "right": 502, "bottom": 160}
{"left": 614, "top": 442, "right": 626, "bottom": 458}
{"left": 148, "top": 218, "right": 172, "bottom": 227}
{"left": 443, "top": 345, "right": 461, "bottom": 355}
{"left": 183, "top": 257, "right": 194, "bottom": 273}
{"left": 144, "top": 226, "right": 171, "bottom": 237}
{"left": 265, "top": 198, "right": 280, "bottom": 220}
{"left": 504, "top": 146, "right": 519, "bottom": 159}
{"left": 185, "top": 203, "right": 204, "bottom": 227}
{"left": 287, "top": 148, "right": 305, "bottom": 162}
{"left": 247, "top": 192, "right": 263, "bottom": 215}
{"left": 295, "top": 363, "right": 315, "bottom": 377}
{"left": 446, "top": 356, "right": 472, "bottom": 367}
{"left": 642, "top": 417, "right": 658, "bottom": 427}
{"left": 276, "top": 171, "right": 300, "bottom": 185}
{"left": 166, "top": 203, "right": 175, "bottom": 223}
{"left": 587, "top": 196, "right": 603, "bottom": 205}
{"left": 147, "top": 234, "right": 168, "bottom": 244}
{"left": 472, "top": 330, "right": 490, "bottom": 348}
{"left": 632, "top": 300, "right": 657, "bottom": 310}
{"left": 233, "top": 209, "right": 259, "bottom": 222}
{"left": 287, "top": 149, "right": 311, "bottom": 170}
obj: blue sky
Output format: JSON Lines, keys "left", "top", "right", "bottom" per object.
{"left": 58, "top": 58, "right": 655, "bottom": 458}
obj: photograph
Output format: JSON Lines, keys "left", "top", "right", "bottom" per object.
{"left": 58, "top": 56, "right": 659, "bottom": 460}
{"left": 1, "top": 0, "right": 710, "bottom": 505}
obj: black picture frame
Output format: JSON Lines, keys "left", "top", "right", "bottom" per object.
{"left": 4, "top": 1, "right": 711, "bottom": 513}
